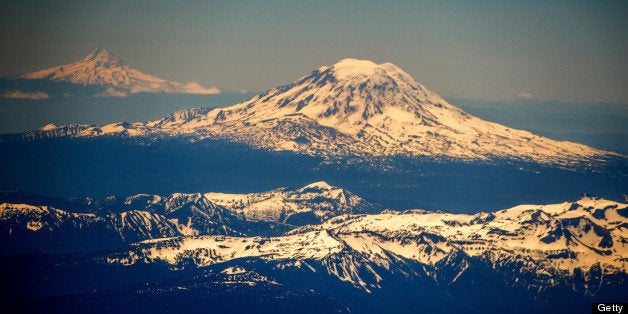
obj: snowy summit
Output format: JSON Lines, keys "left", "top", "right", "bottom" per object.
{"left": 20, "top": 48, "right": 220, "bottom": 96}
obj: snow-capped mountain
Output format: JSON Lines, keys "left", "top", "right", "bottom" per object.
{"left": 111, "top": 195, "right": 628, "bottom": 294}
{"left": 19, "top": 48, "right": 220, "bottom": 96}
{"left": 0, "top": 182, "right": 380, "bottom": 253}
{"left": 15, "top": 58, "right": 615, "bottom": 165}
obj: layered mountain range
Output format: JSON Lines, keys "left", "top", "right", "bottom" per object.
{"left": 2, "top": 183, "right": 626, "bottom": 302}
{"left": 0, "top": 182, "right": 380, "bottom": 254}
{"left": 111, "top": 194, "right": 627, "bottom": 295}
{"left": 11, "top": 58, "right": 617, "bottom": 165}
{"left": 18, "top": 48, "right": 220, "bottom": 96}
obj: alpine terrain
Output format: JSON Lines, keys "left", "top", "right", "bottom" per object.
{"left": 0, "top": 182, "right": 380, "bottom": 254}
{"left": 1, "top": 183, "right": 626, "bottom": 313}
{"left": 111, "top": 194, "right": 627, "bottom": 296}
{"left": 19, "top": 48, "right": 220, "bottom": 96}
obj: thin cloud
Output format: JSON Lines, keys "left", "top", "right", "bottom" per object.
{"left": 182, "top": 81, "right": 221, "bottom": 95}
{"left": 2, "top": 90, "right": 50, "bottom": 100}
{"left": 95, "top": 87, "right": 127, "bottom": 97}
{"left": 517, "top": 92, "right": 533, "bottom": 99}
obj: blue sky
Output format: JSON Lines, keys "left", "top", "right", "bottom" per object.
{"left": 1, "top": 0, "right": 626, "bottom": 103}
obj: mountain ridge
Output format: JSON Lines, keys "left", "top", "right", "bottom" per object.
{"left": 2, "top": 185, "right": 625, "bottom": 308}
{"left": 0, "top": 181, "right": 381, "bottom": 254}
{"left": 109, "top": 194, "right": 628, "bottom": 294}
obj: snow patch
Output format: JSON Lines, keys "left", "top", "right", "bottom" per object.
{"left": 39, "top": 123, "right": 59, "bottom": 131}
{"left": 221, "top": 266, "right": 247, "bottom": 275}
{"left": 26, "top": 221, "right": 43, "bottom": 231}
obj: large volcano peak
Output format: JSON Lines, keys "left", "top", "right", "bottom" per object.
{"left": 233, "top": 58, "right": 451, "bottom": 135}
{"left": 186, "top": 57, "right": 606, "bottom": 162}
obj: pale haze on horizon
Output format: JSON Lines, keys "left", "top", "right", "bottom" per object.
{"left": 0, "top": 0, "right": 626, "bottom": 103}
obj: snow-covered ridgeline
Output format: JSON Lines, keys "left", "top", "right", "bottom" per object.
{"left": 0, "top": 181, "right": 379, "bottom": 251}
{"left": 2, "top": 186, "right": 625, "bottom": 292}
{"left": 110, "top": 196, "right": 628, "bottom": 291}
{"left": 204, "top": 181, "right": 378, "bottom": 222}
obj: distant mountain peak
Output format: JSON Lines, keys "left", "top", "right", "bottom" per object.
{"left": 20, "top": 49, "right": 219, "bottom": 96}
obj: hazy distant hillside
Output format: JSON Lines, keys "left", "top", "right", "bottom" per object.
{"left": 451, "top": 98, "right": 628, "bottom": 154}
